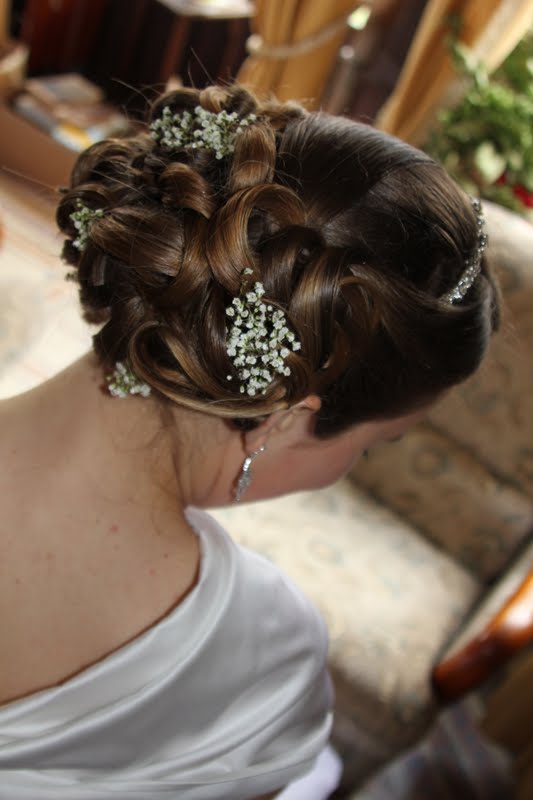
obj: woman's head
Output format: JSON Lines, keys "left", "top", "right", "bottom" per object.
{"left": 57, "top": 84, "right": 499, "bottom": 438}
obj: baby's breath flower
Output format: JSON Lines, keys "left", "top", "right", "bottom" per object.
{"left": 106, "top": 362, "right": 151, "bottom": 398}
{"left": 225, "top": 276, "right": 301, "bottom": 396}
{"left": 150, "top": 105, "right": 257, "bottom": 160}
{"left": 69, "top": 202, "right": 104, "bottom": 251}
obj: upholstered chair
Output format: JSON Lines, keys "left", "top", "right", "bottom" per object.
{"left": 213, "top": 202, "right": 533, "bottom": 794}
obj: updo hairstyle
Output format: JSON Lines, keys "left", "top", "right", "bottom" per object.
{"left": 57, "top": 84, "right": 499, "bottom": 437}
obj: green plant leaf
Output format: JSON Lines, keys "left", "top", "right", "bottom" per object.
{"left": 423, "top": 30, "right": 533, "bottom": 217}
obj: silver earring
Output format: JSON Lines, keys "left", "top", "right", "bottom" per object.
{"left": 234, "top": 445, "right": 266, "bottom": 502}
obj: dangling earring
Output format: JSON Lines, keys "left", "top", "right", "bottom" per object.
{"left": 234, "top": 445, "right": 266, "bottom": 502}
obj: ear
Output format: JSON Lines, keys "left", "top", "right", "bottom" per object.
{"left": 242, "top": 394, "right": 321, "bottom": 453}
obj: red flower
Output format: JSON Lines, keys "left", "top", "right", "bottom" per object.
{"left": 494, "top": 172, "right": 533, "bottom": 208}
{"left": 512, "top": 183, "right": 533, "bottom": 208}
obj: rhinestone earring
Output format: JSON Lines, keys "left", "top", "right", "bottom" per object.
{"left": 234, "top": 445, "right": 266, "bottom": 502}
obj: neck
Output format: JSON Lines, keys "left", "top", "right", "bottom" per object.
{"left": 12, "top": 353, "right": 244, "bottom": 518}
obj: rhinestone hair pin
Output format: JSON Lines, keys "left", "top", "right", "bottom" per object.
{"left": 150, "top": 105, "right": 257, "bottom": 160}
{"left": 441, "top": 197, "right": 488, "bottom": 304}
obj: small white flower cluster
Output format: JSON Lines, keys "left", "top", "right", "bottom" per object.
{"left": 69, "top": 202, "right": 104, "bottom": 251}
{"left": 106, "top": 361, "right": 152, "bottom": 398}
{"left": 226, "top": 271, "right": 301, "bottom": 396}
{"left": 150, "top": 105, "right": 257, "bottom": 160}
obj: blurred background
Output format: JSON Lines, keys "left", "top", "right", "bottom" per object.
{"left": 0, "top": 0, "right": 532, "bottom": 216}
{"left": 0, "top": 4, "right": 533, "bottom": 800}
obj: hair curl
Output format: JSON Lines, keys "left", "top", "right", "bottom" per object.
{"left": 57, "top": 84, "right": 499, "bottom": 436}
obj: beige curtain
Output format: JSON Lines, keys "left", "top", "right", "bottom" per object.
{"left": 376, "top": 0, "right": 533, "bottom": 144}
{"left": 237, "top": 0, "right": 357, "bottom": 107}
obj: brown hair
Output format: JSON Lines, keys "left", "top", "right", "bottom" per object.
{"left": 57, "top": 84, "right": 499, "bottom": 437}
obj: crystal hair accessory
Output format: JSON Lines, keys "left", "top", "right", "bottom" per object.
{"left": 441, "top": 197, "right": 488, "bottom": 304}
{"left": 69, "top": 201, "right": 104, "bottom": 252}
{"left": 106, "top": 362, "right": 152, "bottom": 398}
{"left": 149, "top": 105, "right": 257, "bottom": 160}
{"left": 226, "top": 269, "right": 301, "bottom": 397}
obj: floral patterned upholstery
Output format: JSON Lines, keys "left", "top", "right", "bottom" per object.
{"left": 212, "top": 478, "right": 480, "bottom": 758}
{"left": 349, "top": 422, "right": 533, "bottom": 582}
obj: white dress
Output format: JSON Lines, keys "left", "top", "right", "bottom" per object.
{"left": 0, "top": 508, "right": 338, "bottom": 799}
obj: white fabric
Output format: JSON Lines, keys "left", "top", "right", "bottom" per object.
{"left": 0, "top": 508, "right": 335, "bottom": 799}
{"left": 276, "top": 745, "right": 343, "bottom": 799}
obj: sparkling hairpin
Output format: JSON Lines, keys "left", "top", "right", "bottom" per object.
{"left": 441, "top": 197, "right": 488, "bottom": 304}
{"left": 106, "top": 362, "right": 151, "bottom": 398}
{"left": 150, "top": 105, "right": 257, "bottom": 160}
{"left": 226, "top": 269, "right": 301, "bottom": 397}
{"left": 69, "top": 201, "right": 104, "bottom": 252}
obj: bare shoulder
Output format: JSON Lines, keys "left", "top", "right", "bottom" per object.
{"left": 0, "top": 393, "right": 40, "bottom": 539}
{"left": 0, "top": 393, "right": 200, "bottom": 707}
{"left": 0, "top": 503, "right": 199, "bottom": 707}
{"left": 0, "top": 390, "right": 46, "bottom": 495}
